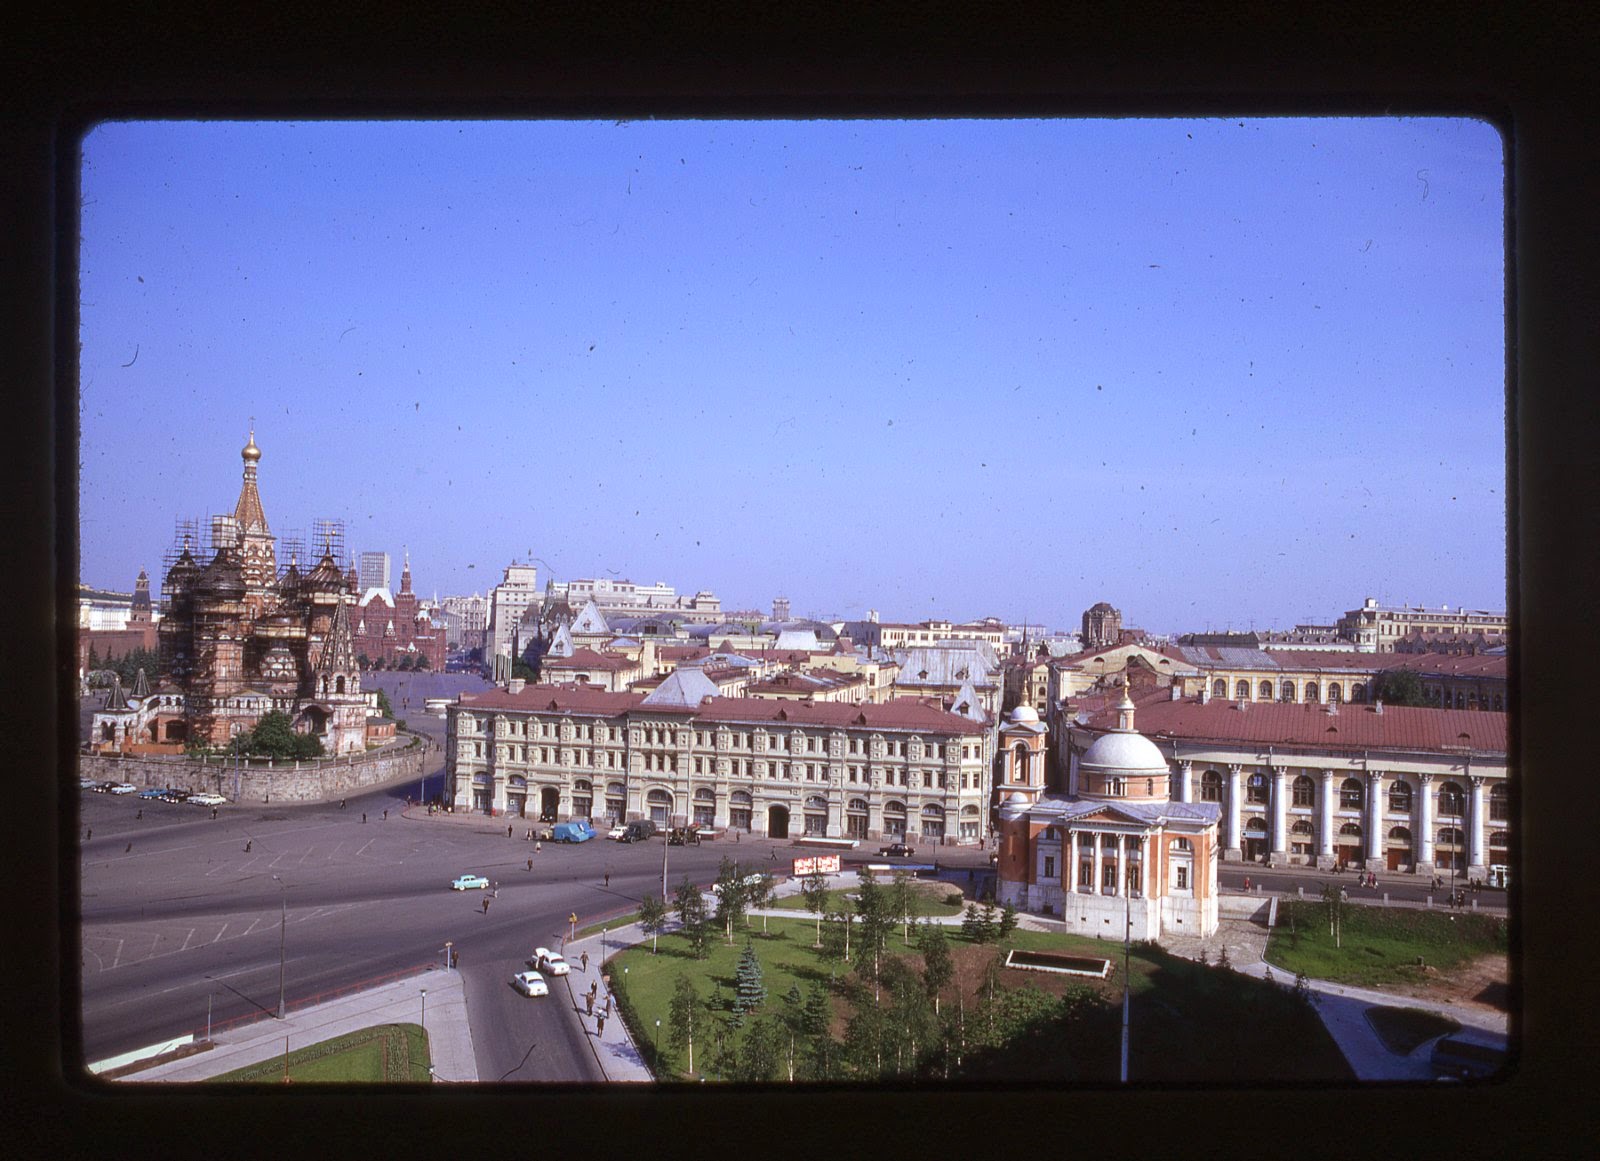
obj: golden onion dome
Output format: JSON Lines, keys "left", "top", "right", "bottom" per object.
{"left": 242, "top": 430, "right": 262, "bottom": 463}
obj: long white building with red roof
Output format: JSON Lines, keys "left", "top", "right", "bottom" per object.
{"left": 446, "top": 678, "right": 996, "bottom": 842}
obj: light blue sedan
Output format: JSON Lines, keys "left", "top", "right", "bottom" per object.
{"left": 451, "top": 874, "right": 490, "bottom": 891}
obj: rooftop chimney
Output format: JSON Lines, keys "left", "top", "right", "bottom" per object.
{"left": 508, "top": 677, "right": 525, "bottom": 694}
{"left": 1169, "top": 684, "right": 1181, "bottom": 701}
{"left": 1374, "top": 699, "right": 1384, "bottom": 715}
{"left": 1199, "top": 686, "right": 1210, "bottom": 705}
{"left": 1326, "top": 698, "right": 1338, "bottom": 715}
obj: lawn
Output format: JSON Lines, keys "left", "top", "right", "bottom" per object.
{"left": 210, "top": 1024, "right": 431, "bottom": 1083}
{"left": 1266, "top": 900, "right": 1507, "bottom": 988}
{"left": 606, "top": 917, "right": 1350, "bottom": 1083}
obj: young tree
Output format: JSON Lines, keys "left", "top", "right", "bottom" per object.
{"left": 800, "top": 869, "right": 830, "bottom": 946}
{"left": 291, "top": 731, "right": 324, "bottom": 759}
{"left": 413, "top": 652, "right": 430, "bottom": 671}
{"left": 916, "top": 919, "right": 954, "bottom": 1014}
{"left": 778, "top": 983, "right": 805, "bottom": 1081}
{"left": 854, "top": 868, "right": 894, "bottom": 985}
{"left": 976, "top": 901, "right": 1000, "bottom": 944}
{"left": 819, "top": 908, "right": 852, "bottom": 969}
{"left": 961, "top": 903, "right": 981, "bottom": 942}
{"left": 732, "top": 939, "right": 767, "bottom": 1024}
{"left": 245, "top": 711, "right": 299, "bottom": 758}
{"left": 891, "top": 869, "right": 916, "bottom": 945}
{"left": 746, "top": 869, "right": 777, "bottom": 933}
{"left": 714, "top": 857, "right": 748, "bottom": 944}
{"left": 357, "top": 652, "right": 370, "bottom": 671}
{"left": 638, "top": 893, "right": 668, "bottom": 953}
{"left": 374, "top": 687, "right": 397, "bottom": 720}
{"left": 667, "top": 975, "right": 702, "bottom": 1077}
{"left": 675, "top": 876, "right": 711, "bottom": 959}
{"left": 732, "top": 1017, "right": 783, "bottom": 1083}
{"left": 998, "top": 901, "right": 1019, "bottom": 941}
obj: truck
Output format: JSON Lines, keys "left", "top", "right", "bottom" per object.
{"left": 550, "top": 821, "right": 595, "bottom": 843}
{"left": 619, "top": 819, "right": 657, "bottom": 843}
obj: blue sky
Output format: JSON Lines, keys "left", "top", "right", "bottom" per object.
{"left": 78, "top": 117, "right": 1506, "bottom": 633}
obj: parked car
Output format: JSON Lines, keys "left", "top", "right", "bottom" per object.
{"left": 667, "top": 827, "right": 696, "bottom": 846}
{"left": 619, "top": 820, "right": 657, "bottom": 843}
{"left": 188, "top": 792, "right": 228, "bottom": 806}
{"left": 606, "top": 824, "right": 629, "bottom": 841}
{"left": 510, "top": 970, "right": 549, "bottom": 997}
{"left": 690, "top": 824, "right": 723, "bottom": 841}
{"left": 531, "top": 948, "right": 569, "bottom": 975}
{"left": 136, "top": 787, "right": 167, "bottom": 800}
{"left": 450, "top": 874, "right": 490, "bottom": 891}
{"left": 551, "top": 821, "right": 595, "bottom": 843}
{"left": 877, "top": 842, "right": 915, "bottom": 858}
{"left": 107, "top": 782, "right": 138, "bottom": 795}
{"left": 79, "top": 777, "right": 99, "bottom": 790}
{"left": 159, "top": 789, "right": 191, "bottom": 803}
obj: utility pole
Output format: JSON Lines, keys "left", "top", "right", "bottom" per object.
{"left": 274, "top": 875, "right": 287, "bottom": 1019}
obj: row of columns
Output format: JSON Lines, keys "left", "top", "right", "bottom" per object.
{"left": 1174, "top": 760, "right": 1489, "bottom": 870}
{"left": 1064, "top": 830, "right": 1143, "bottom": 896}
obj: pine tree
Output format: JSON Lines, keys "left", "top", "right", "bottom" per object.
{"left": 961, "top": 903, "right": 981, "bottom": 941}
{"left": 732, "top": 939, "right": 767, "bottom": 1023}
{"left": 1218, "top": 944, "right": 1233, "bottom": 971}
{"left": 998, "top": 901, "right": 1019, "bottom": 940}
{"left": 977, "top": 901, "right": 1000, "bottom": 944}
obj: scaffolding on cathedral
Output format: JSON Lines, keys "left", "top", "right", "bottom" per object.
{"left": 310, "top": 517, "right": 348, "bottom": 571}
{"left": 160, "top": 516, "right": 208, "bottom": 606}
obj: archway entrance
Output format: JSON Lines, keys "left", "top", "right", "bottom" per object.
{"left": 539, "top": 786, "right": 560, "bottom": 822}
{"left": 767, "top": 804, "right": 790, "bottom": 839}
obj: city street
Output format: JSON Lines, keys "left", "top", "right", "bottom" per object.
{"left": 76, "top": 757, "right": 784, "bottom": 1083}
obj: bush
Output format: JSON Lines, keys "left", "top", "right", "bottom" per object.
{"left": 945, "top": 892, "right": 964, "bottom": 907}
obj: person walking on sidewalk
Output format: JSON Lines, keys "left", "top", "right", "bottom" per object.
{"left": 585, "top": 990, "right": 594, "bottom": 1015}
{"left": 596, "top": 1013, "right": 606, "bottom": 1038}
{"left": 482, "top": 896, "right": 491, "bottom": 914}
{"left": 581, "top": 951, "right": 589, "bottom": 973}
{"left": 603, "top": 872, "right": 610, "bottom": 889}
{"left": 528, "top": 858, "right": 534, "bottom": 872}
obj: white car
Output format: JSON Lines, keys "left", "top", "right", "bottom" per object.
{"left": 606, "top": 824, "right": 629, "bottom": 841}
{"left": 510, "top": 970, "right": 549, "bottom": 997}
{"left": 79, "top": 777, "right": 99, "bottom": 790}
{"left": 531, "top": 948, "right": 569, "bottom": 975}
{"left": 451, "top": 874, "right": 490, "bottom": 891}
{"left": 189, "top": 792, "right": 228, "bottom": 806}
{"left": 108, "top": 783, "right": 138, "bottom": 795}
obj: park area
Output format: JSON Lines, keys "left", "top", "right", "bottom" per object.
{"left": 209, "top": 1024, "right": 431, "bottom": 1083}
{"left": 1266, "top": 899, "right": 1509, "bottom": 1003}
{"left": 605, "top": 912, "right": 1351, "bottom": 1084}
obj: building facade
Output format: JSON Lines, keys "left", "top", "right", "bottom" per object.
{"left": 352, "top": 554, "right": 449, "bottom": 670}
{"left": 447, "top": 683, "right": 995, "bottom": 843}
{"left": 1335, "top": 597, "right": 1508, "bottom": 653}
{"left": 1053, "top": 685, "right": 1509, "bottom": 880}
{"left": 357, "top": 551, "right": 391, "bottom": 592}
{"left": 1081, "top": 602, "right": 1123, "bottom": 650}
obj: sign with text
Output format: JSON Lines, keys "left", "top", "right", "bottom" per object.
{"left": 792, "top": 854, "right": 841, "bottom": 876}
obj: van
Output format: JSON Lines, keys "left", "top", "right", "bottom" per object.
{"left": 621, "top": 820, "right": 657, "bottom": 843}
{"left": 551, "top": 821, "right": 595, "bottom": 843}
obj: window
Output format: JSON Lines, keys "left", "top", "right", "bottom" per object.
{"left": 1328, "top": 683, "right": 1342, "bottom": 703}
{"left": 1175, "top": 865, "right": 1189, "bottom": 890}
{"left": 1389, "top": 781, "right": 1413, "bottom": 813}
{"left": 1340, "top": 778, "right": 1364, "bottom": 810}
{"left": 1292, "top": 776, "right": 1315, "bottom": 807}
{"left": 1201, "top": 771, "right": 1223, "bottom": 802}
{"left": 1490, "top": 783, "right": 1508, "bottom": 821}
{"left": 1106, "top": 777, "right": 1125, "bottom": 796}
{"left": 1280, "top": 681, "right": 1295, "bottom": 702}
{"left": 1213, "top": 679, "right": 1227, "bottom": 697}
{"left": 1079, "top": 860, "right": 1094, "bottom": 887}
{"left": 1438, "top": 782, "right": 1465, "bottom": 816}
{"left": 1304, "top": 682, "right": 1320, "bottom": 703}
{"left": 1246, "top": 774, "right": 1269, "bottom": 805}
{"left": 1043, "top": 856, "right": 1056, "bottom": 879}
{"left": 1236, "top": 680, "right": 1250, "bottom": 700}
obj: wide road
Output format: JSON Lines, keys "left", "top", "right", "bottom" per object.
{"left": 76, "top": 758, "right": 766, "bottom": 1083}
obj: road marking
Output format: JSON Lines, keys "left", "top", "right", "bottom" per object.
{"left": 357, "top": 838, "right": 376, "bottom": 856}
{"left": 243, "top": 917, "right": 261, "bottom": 937}
{"left": 110, "top": 939, "right": 124, "bottom": 969}
{"left": 180, "top": 927, "right": 196, "bottom": 951}
{"left": 298, "top": 847, "right": 315, "bottom": 864}
{"left": 212, "top": 923, "right": 229, "bottom": 943}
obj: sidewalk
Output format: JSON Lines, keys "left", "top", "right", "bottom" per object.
{"left": 100, "top": 965, "right": 477, "bottom": 1084}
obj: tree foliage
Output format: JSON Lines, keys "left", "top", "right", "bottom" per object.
{"left": 667, "top": 975, "right": 701, "bottom": 1075}
{"left": 1371, "top": 667, "right": 1430, "bottom": 707}
{"left": 714, "top": 857, "right": 748, "bottom": 943}
{"left": 674, "top": 876, "right": 711, "bottom": 959}
{"left": 638, "top": 893, "right": 668, "bottom": 953}
{"left": 800, "top": 870, "right": 830, "bottom": 946}
{"left": 732, "top": 940, "right": 767, "bottom": 1024}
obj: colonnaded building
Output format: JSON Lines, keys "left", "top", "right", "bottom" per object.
{"left": 446, "top": 669, "right": 996, "bottom": 842}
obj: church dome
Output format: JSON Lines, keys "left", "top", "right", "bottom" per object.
{"left": 242, "top": 431, "right": 261, "bottom": 463}
{"left": 1079, "top": 728, "right": 1167, "bottom": 776}
{"left": 1009, "top": 705, "right": 1039, "bottom": 724}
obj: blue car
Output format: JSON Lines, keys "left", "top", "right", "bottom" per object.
{"left": 137, "top": 787, "right": 168, "bottom": 800}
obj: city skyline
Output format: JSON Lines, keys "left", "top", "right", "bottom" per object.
{"left": 77, "top": 117, "right": 1507, "bottom": 633}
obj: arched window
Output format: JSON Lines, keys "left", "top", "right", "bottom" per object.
{"left": 1013, "top": 743, "right": 1031, "bottom": 784}
{"left": 1490, "top": 783, "right": 1508, "bottom": 820}
{"left": 1304, "top": 682, "right": 1320, "bottom": 703}
{"left": 1290, "top": 819, "right": 1314, "bottom": 836}
{"left": 1328, "top": 683, "right": 1342, "bottom": 703}
{"left": 730, "top": 790, "right": 753, "bottom": 806}
{"left": 1213, "top": 679, "right": 1227, "bottom": 697}
{"left": 1388, "top": 826, "right": 1412, "bottom": 843}
{"left": 1236, "top": 680, "right": 1251, "bottom": 700}
{"left": 1246, "top": 774, "right": 1268, "bottom": 805}
{"left": 1201, "top": 771, "right": 1223, "bottom": 802}
{"left": 1292, "top": 775, "right": 1315, "bottom": 807}
{"left": 1339, "top": 822, "right": 1362, "bottom": 839}
{"left": 1388, "top": 780, "right": 1412, "bottom": 813}
{"left": 1438, "top": 781, "right": 1466, "bottom": 816}
{"left": 1280, "top": 681, "right": 1296, "bottom": 702}
{"left": 848, "top": 798, "right": 869, "bottom": 813}
{"left": 1340, "top": 778, "right": 1364, "bottom": 809}
{"left": 1259, "top": 680, "right": 1273, "bottom": 700}
{"left": 1353, "top": 682, "right": 1367, "bottom": 702}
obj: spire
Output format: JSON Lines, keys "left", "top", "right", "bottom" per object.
{"left": 317, "top": 598, "right": 358, "bottom": 679}
{"left": 400, "top": 551, "right": 413, "bottom": 595}
{"left": 105, "top": 674, "right": 128, "bottom": 711}
{"left": 233, "top": 427, "right": 270, "bottom": 534}
{"left": 131, "top": 667, "right": 150, "bottom": 699}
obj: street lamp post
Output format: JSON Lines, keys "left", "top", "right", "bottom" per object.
{"left": 1120, "top": 852, "right": 1132, "bottom": 1084}
{"left": 273, "top": 874, "right": 287, "bottom": 1019}
{"left": 420, "top": 988, "right": 427, "bottom": 1035}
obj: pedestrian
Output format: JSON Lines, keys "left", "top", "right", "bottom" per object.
{"left": 245, "top": 840, "right": 252, "bottom": 852}
{"left": 603, "top": 872, "right": 610, "bottom": 889}
{"left": 492, "top": 882, "right": 498, "bottom": 897}
{"left": 85, "top": 827, "right": 92, "bottom": 840}
{"left": 482, "top": 897, "right": 490, "bottom": 914}
{"left": 596, "top": 1014, "right": 605, "bottom": 1038}
{"left": 363, "top": 812, "right": 367, "bottom": 824}
{"left": 384, "top": 809, "right": 388, "bottom": 821}
{"left": 211, "top": 807, "right": 218, "bottom": 820}
{"left": 535, "top": 842, "right": 541, "bottom": 854}
{"left": 527, "top": 858, "right": 534, "bottom": 872}
{"left": 126, "top": 842, "right": 133, "bottom": 853}
{"left": 736, "top": 830, "right": 740, "bottom": 843}
{"left": 585, "top": 991, "right": 594, "bottom": 1015}
{"left": 581, "top": 951, "right": 589, "bottom": 973}
{"left": 770, "top": 848, "right": 776, "bottom": 861}
{"left": 136, "top": 809, "right": 142, "bottom": 820}
{"left": 1340, "top": 886, "right": 1347, "bottom": 902}
{"left": 508, "top": 825, "right": 513, "bottom": 839}
{"left": 340, "top": 799, "right": 346, "bottom": 810}
{"left": 589, "top": 980, "right": 598, "bottom": 998}
{"left": 1243, "top": 876, "right": 1251, "bottom": 892}
{"left": 604, "top": 994, "right": 612, "bottom": 1017}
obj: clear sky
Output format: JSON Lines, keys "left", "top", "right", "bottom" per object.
{"left": 78, "top": 117, "right": 1506, "bottom": 633}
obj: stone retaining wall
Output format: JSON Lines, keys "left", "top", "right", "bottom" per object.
{"left": 78, "top": 737, "right": 426, "bottom": 804}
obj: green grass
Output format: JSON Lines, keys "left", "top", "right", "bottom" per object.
{"left": 1266, "top": 901, "right": 1507, "bottom": 987}
{"left": 209, "top": 1024, "right": 431, "bottom": 1083}
{"left": 1364, "top": 1006, "right": 1460, "bottom": 1055}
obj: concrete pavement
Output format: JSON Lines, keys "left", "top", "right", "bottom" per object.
{"left": 98, "top": 965, "right": 478, "bottom": 1084}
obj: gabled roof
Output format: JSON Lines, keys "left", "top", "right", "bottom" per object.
{"left": 570, "top": 599, "right": 611, "bottom": 635}
{"left": 546, "top": 622, "right": 577, "bottom": 658}
{"left": 640, "top": 667, "right": 721, "bottom": 708}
